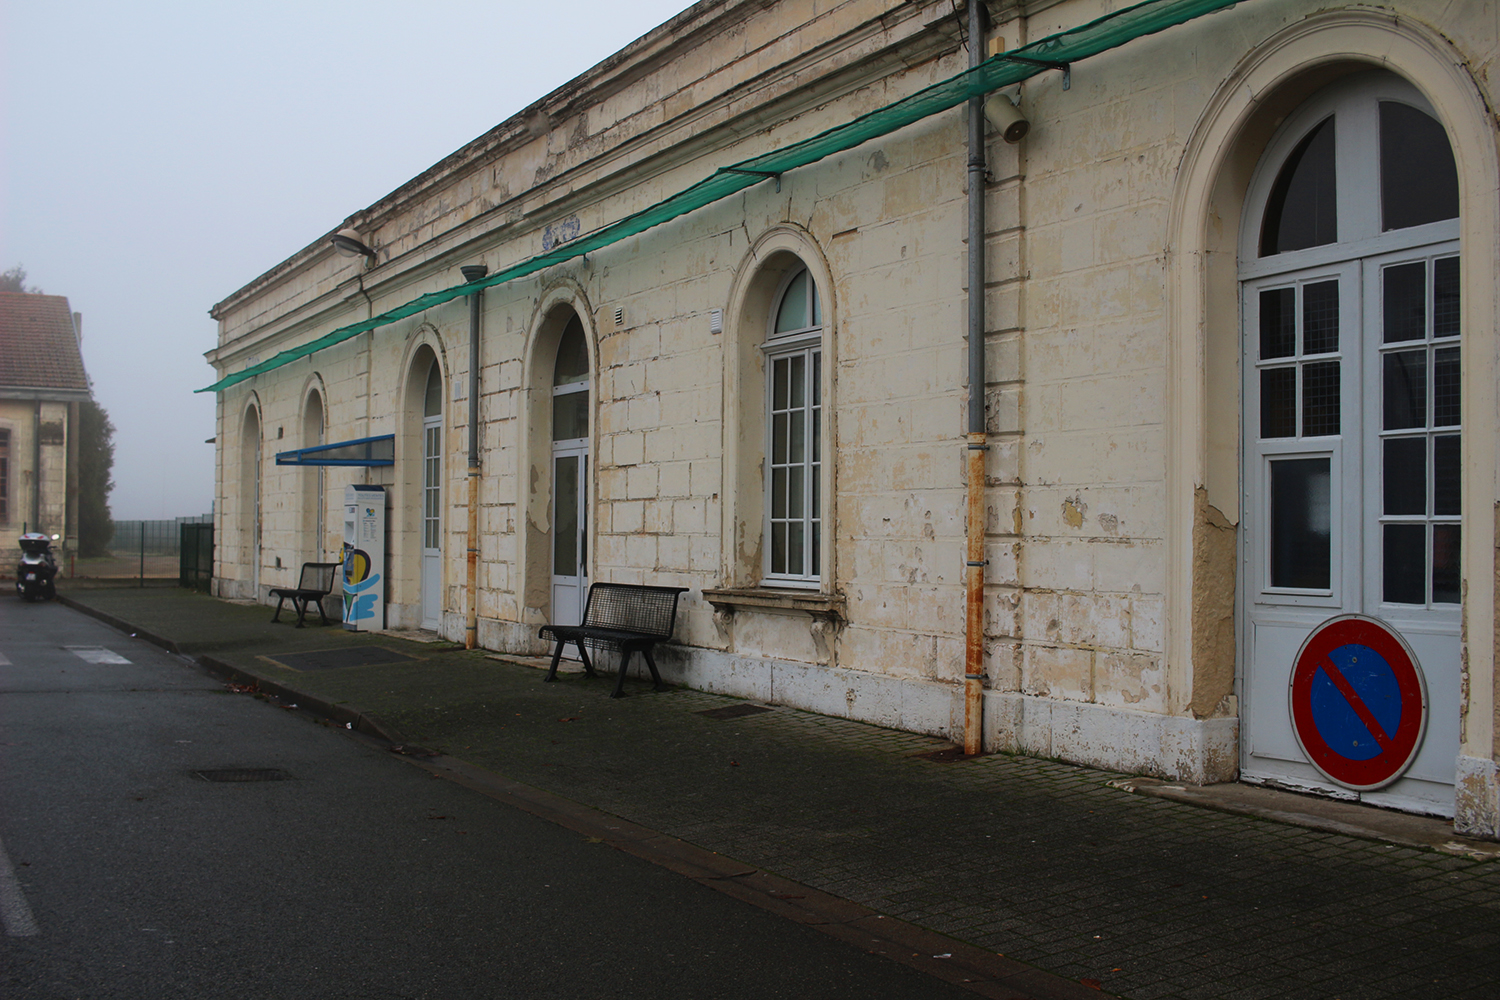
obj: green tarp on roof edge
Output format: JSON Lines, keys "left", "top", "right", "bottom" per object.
{"left": 200, "top": 0, "right": 1244, "bottom": 394}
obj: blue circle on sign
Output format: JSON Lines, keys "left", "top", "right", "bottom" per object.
{"left": 1309, "top": 643, "right": 1400, "bottom": 761}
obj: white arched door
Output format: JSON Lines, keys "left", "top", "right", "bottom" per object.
{"left": 421, "top": 361, "right": 443, "bottom": 630}
{"left": 1239, "top": 73, "right": 1462, "bottom": 815}
{"left": 550, "top": 316, "right": 589, "bottom": 627}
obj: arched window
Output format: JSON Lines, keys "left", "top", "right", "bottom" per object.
{"left": 764, "top": 265, "right": 822, "bottom": 584}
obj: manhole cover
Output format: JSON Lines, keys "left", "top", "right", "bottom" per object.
{"left": 697, "top": 704, "right": 773, "bottom": 720}
{"left": 193, "top": 768, "right": 293, "bottom": 782}
{"left": 273, "top": 647, "right": 415, "bottom": 671}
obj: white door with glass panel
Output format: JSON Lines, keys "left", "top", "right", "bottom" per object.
{"left": 1239, "top": 74, "right": 1462, "bottom": 815}
{"left": 551, "top": 317, "right": 590, "bottom": 627}
{"left": 421, "top": 363, "right": 442, "bottom": 630}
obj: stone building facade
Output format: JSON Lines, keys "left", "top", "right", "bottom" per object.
{"left": 1, "top": 292, "right": 88, "bottom": 550}
{"left": 204, "top": 0, "right": 1500, "bottom": 836}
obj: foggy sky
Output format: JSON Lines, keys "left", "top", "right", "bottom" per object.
{"left": 1, "top": 0, "right": 690, "bottom": 520}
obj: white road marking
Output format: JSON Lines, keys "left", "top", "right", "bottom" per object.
{"left": 0, "top": 837, "right": 39, "bottom": 936}
{"left": 64, "top": 646, "right": 131, "bottom": 665}
{"left": 0, "top": 652, "right": 10, "bottom": 665}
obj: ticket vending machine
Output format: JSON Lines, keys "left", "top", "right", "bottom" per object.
{"left": 342, "top": 485, "right": 386, "bottom": 631}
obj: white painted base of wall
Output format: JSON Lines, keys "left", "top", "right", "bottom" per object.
{"left": 985, "top": 692, "right": 1239, "bottom": 784}
{"left": 1455, "top": 754, "right": 1500, "bottom": 840}
{"left": 453, "top": 613, "right": 1238, "bottom": 783}
{"left": 653, "top": 643, "right": 1237, "bottom": 784}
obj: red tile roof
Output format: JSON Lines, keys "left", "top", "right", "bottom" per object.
{"left": 0, "top": 292, "right": 90, "bottom": 392}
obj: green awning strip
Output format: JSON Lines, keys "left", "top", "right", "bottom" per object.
{"left": 201, "top": 0, "right": 1243, "bottom": 394}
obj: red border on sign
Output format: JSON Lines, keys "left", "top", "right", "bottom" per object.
{"left": 1288, "top": 615, "right": 1428, "bottom": 792}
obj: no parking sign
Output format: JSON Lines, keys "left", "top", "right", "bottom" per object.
{"left": 1288, "top": 615, "right": 1428, "bottom": 791}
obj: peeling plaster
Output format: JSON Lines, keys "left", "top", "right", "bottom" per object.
{"left": 1191, "top": 486, "right": 1236, "bottom": 719}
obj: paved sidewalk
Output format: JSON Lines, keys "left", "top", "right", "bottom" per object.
{"left": 58, "top": 587, "right": 1500, "bottom": 1000}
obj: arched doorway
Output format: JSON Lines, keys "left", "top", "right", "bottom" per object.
{"left": 301, "top": 388, "right": 325, "bottom": 564}
{"left": 1238, "top": 72, "right": 1461, "bottom": 814}
{"left": 420, "top": 358, "right": 443, "bottom": 630}
{"left": 240, "top": 403, "right": 262, "bottom": 600}
{"left": 550, "top": 315, "right": 590, "bottom": 626}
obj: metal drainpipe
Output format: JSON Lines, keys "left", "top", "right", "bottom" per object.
{"left": 963, "top": 0, "right": 988, "bottom": 756}
{"left": 33, "top": 400, "right": 43, "bottom": 532}
{"left": 460, "top": 264, "right": 488, "bottom": 650}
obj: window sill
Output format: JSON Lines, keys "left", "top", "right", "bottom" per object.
{"left": 702, "top": 586, "right": 845, "bottom": 623}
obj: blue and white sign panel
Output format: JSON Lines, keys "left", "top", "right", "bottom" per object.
{"left": 1288, "top": 615, "right": 1428, "bottom": 792}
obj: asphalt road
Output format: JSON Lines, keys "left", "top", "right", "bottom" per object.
{"left": 0, "top": 597, "right": 974, "bottom": 999}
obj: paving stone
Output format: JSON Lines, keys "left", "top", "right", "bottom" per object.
{"left": 62, "top": 587, "right": 1500, "bottom": 1000}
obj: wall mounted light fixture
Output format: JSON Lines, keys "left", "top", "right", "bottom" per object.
{"left": 983, "top": 94, "right": 1030, "bottom": 143}
{"left": 330, "top": 227, "right": 378, "bottom": 261}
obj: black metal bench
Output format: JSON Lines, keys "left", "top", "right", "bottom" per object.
{"left": 539, "top": 582, "right": 689, "bottom": 697}
{"left": 269, "top": 562, "right": 340, "bottom": 627}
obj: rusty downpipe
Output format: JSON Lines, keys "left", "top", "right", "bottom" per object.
{"left": 962, "top": 0, "right": 988, "bottom": 756}
{"left": 460, "top": 263, "right": 488, "bottom": 650}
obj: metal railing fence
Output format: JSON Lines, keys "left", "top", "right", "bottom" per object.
{"left": 179, "top": 522, "right": 214, "bottom": 591}
{"left": 107, "top": 515, "right": 212, "bottom": 557}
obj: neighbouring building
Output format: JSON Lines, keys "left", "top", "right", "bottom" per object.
{"left": 0, "top": 291, "right": 89, "bottom": 551}
{"left": 203, "top": 0, "right": 1500, "bottom": 836}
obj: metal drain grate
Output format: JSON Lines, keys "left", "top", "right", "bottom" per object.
{"left": 193, "top": 768, "right": 293, "bottom": 783}
{"left": 696, "top": 704, "right": 772, "bottom": 720}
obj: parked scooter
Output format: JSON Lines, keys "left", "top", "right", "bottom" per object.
{"left": 16, "top": 532, "right": 60, "bottom": 602}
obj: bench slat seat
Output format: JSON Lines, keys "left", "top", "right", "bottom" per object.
{"left": 539, "top": 582, "right": 689, "bottom": 697}
{"left": 269, "top": 562, "right": 340, "bottom": 628}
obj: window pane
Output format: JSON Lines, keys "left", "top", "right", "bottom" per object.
{"left": 771, "top": 466, "right": 787, "bottom": 518}
{"left": 1383, "top": 438, "right": 1427, "bottom": 515}
{"left": 771, "top": 522, "right": 787, "bottom": 576}
{"left": 1433, "top": 257, "right": 1460, "bottom": 339}
{"left": 1270, "top": 458, "right": 1331, "bottom": 589}
{"left": 1383, "top": 351, "right": 1426, "bottom": 429}
{"left": 789, "top": 354, "right": 805, "bottom": 408}
{"left": 773, "top": 358, "right": 789, "bottom": 410}
{"left": 424, "top": 363, "right": 443, "bottom": 417}
{"left": 1261, "top": 117, "right": 1337, "bottom": 256}
{"left": 774, "top": 270, "right": 810, "bottom": 334}
{"left": 788, "top": 465, "right": 803, "bottom": 519}
{"left": 553, "top": 455, "right": 577, "bottom": 572}
{"left": 1302, "top": 361, "right": 1340, "bottom": 436}
{"left": 1433, "top": 347, "right": 1460, "bottom": 427}
{"left": 1383, "top": 262, "right": 1427, "bottom": 343}
{"left": 772, "top": 412, "right": 788, "bottom": 464}
{"left": 1261, "top": 368, "right": 1296, "bottom": 438}
{"left": 1383, "top": 524, "right": 1426, "bottom": 604}
{"left": 1380, "top": 102, "right": 1459, "bottom": 232}
{"left": 1302, "top": 280, "right": 1340, "bottom": 354}
{"left": 1434, "top": 435, "right": 1461, "bottom": 516}
{"left": 812, "top": 351, "right": 821, "bottom": 406}
{"left": 811, "top": 523, "right": 820, "bottom": 576}
{"left": 1432, "top": 524, "right": 1461, "bottom": 604}
{"left": 552, "top": 389, "right": 588, "bottom": 441}
{"left": 553, "top": 318, "right": 589, "bottom": 385}
{"left": 787, "top": 522, "right": 804, "bottom": 577}
{"left": 1260, "top": 288, "right": 1296, "bottom": 359}
{"left": 789, "top": 410, "right": 804, "bottom": 464}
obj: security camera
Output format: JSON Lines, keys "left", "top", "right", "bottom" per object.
{"left": 983, "top": 94, "right": 1030, "bottom": 143}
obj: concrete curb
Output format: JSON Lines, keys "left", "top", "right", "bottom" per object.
{"left": 58, "top": 592, "right": 408, "bottom": 745}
